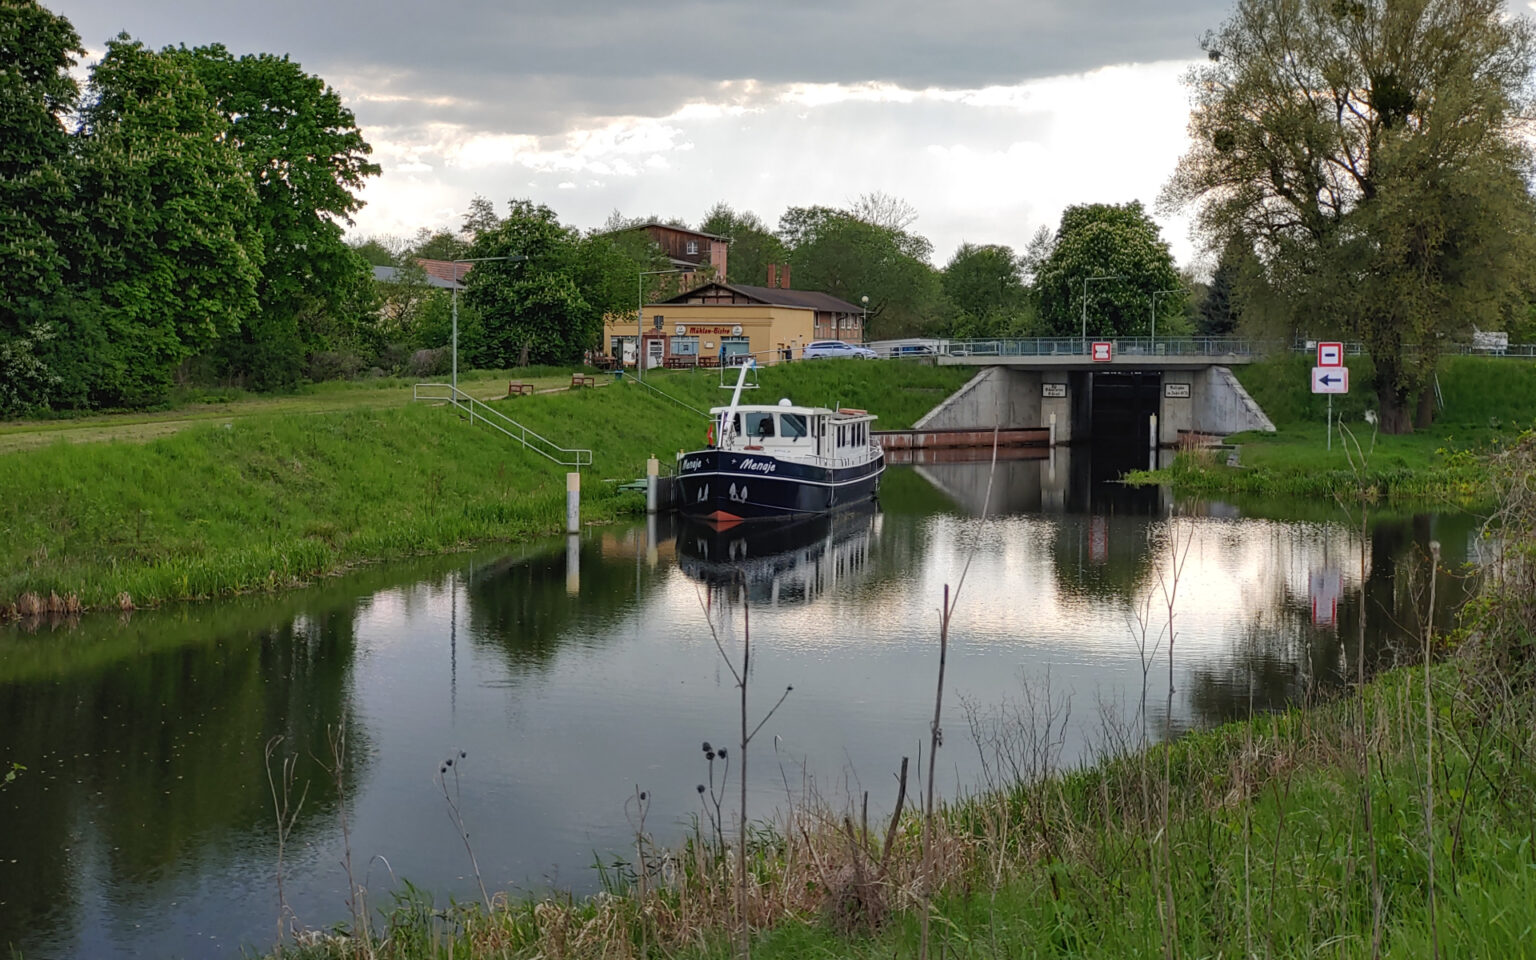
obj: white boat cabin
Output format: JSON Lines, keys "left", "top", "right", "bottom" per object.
{"left": 711, "top": 400, "right": 878, "bottom": 462}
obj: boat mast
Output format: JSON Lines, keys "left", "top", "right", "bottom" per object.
{"left": 719, "top": 359, "right": 754, "bottom": 444}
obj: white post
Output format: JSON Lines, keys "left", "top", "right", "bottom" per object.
{"left": 645, "top": 456, "right": 659, "bottom": 514}
{"left": 1149, "top": 413, "right": 1159, "bottom": 449}
{"left": 566, "top": 472, "right": 581, "bottom": 534}
{"left": 1328, "top": 394, "right": 1333, "bottom": 451}
{"left": 1049, "top": 411, "right": 1057, "bottom": 447}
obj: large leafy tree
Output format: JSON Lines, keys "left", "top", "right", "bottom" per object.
{"left": 779, "top": 205, "right": 943, "bottom": 337}
{"left": 0, "top": 0, "right": 79, "bottom": 330}
{"left": 699, "top": 202, "right": 787, "bottom": 286}
{"left": 71, "top": 36, "right": 262, "bottom": 406}
{"left": 941, "top": 243, "right": 1032, "bottom": 337}
{"left": 1163, "top": 0, "right": 1536, "bottom": 432}
{"left": 1034, "top": 201, "right": 1183, "bottom": 338}
{"left": 464, "top": 200, "right": 593, "bottom": 366}
{"left": 175, "top": 44, "right": 380, "bottom": 388}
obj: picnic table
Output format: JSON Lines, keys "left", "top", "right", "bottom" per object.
{"left": 507, "top": 381, "right": 535, "bottom": 396}
{"left": 570, "top": 373, "right": 596, "bottom": 389}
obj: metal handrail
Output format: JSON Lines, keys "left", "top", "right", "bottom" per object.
{"left": 612, "top": 370, "right": 712, "bottom": 418}
{"left": 930, "top": 337, "right": 1257, "bottom": 358}
{"left": 413, "top": 383, "right": 593, "bottom": 468}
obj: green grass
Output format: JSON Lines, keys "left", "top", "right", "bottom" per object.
{"left": 0, "top": 360, "right": 972, "bottom": 613}
{"left": 1129, "top": 354, "right": 1536, "bottom": 502}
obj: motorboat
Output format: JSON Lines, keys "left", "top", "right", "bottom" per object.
{"left": 675, "top": 362, "right": 885, "bottom": 522}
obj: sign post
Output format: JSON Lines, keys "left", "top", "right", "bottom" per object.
{"left": 1311, "top": 361, "right": 1349, "bottom": 450}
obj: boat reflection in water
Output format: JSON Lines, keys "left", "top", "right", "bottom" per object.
{"left": 675, "top": 502, "right": 879, "bottom": 606}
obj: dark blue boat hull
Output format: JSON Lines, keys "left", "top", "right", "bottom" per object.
{"left": 674, "top": 448, "right": 884, "bottom": 521}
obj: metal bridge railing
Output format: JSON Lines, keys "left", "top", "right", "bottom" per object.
{"left": 934, "top": 337, "right": 1258, "bottom": 358}
{"left": 413, "top": 383, "right": 593, "bottom": 468}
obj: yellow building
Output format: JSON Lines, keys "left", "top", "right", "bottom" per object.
{"left": 602, "top": 280, "right": 865, "bottom": 369}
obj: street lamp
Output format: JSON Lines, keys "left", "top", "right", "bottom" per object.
{"left": 1079, "top": 275, "right": 1123, "bottom": 340}
{"left": 1149, "top": 288, "right": 1180, "bottom": 342}
{"left": 860, "top": 295, "right": 869, "bottom": 343}
{"left": 451, "top": 255, "right": 526, "bottom": 398}
{"left": 637, "top": 268, "right": 691, "bottom": 381}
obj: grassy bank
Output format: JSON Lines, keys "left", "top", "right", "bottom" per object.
{"left": 1128, "top": 353, "right": 1536, "bottom": 502}
{"left": 0, "top": 360, "right": 973, "bottom": 616}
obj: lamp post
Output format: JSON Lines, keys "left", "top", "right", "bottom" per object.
{"left": 637, "top": 268, "right": 690, "bottom": 381}
{"left": 451, "top": 255, "right": 526, "bottom": 398}
{"left": 1079, "top": 275, "right": 1123, "bottom": 340}
{"left": 1149, "top": 288, "right": 1180, "bottom": 342}
{"left": 860, "top": 295, "right": 868, "bottom": 344}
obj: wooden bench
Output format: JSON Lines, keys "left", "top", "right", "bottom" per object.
{"left": 507, "top": 381, "right": 535, "bottom": 396}
{"left": 663, "top": 356, "right": 698, "bottom": 369}
{"left": 570, "top": 373, "right": 596, "bottom": 389}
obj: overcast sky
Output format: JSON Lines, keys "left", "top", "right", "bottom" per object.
{"left": 52, "top": 0, "right": 1251, "bottom": 270}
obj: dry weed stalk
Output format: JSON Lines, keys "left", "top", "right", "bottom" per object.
{"left": 264, "top": 735, "right": 310, "bottom": 958}
{"left": 694, "top": 577, "right": 792, "bottom": 960}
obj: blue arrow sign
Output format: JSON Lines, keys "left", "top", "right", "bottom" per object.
{"left": 1311, "top": 365, "right": 1349, "bottom": 394}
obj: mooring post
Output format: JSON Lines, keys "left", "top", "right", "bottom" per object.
{"left": 565, "top": 531, "right": 580, "bottom": 596}
{"left": 1049, "top": 412, "right": 1057, "bottom": 447}
{"left": 645, "top": 456, "right": 659, "bottom": 514}
{"left": 566, "top": 472, "right": 581, "bottom": 534}
{"left": 1149, "top": 413, "right": 1158, "bottom": 449}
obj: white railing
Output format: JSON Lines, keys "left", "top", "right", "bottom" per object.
{"left": 413, "top": 383, "right": 593, "bottom": 468}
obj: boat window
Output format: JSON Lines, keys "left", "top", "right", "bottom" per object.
{"left": 744, "top": 411, "right": 775, "bottom": 438}
{"left": 780, "top": 413, "right": 807, "bottom": 438}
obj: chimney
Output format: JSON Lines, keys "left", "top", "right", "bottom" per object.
{"left": 780, "top": 264, "right": 791, "bottom": 289}
{"left": 767, "top": 263, "right": 779, "bottom": 287}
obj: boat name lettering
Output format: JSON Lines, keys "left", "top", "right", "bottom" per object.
{"left": 681, "top": 458, "right": 703, "bottom": 471}
{"left": 737, "top": 458, "right": 778, "bottom": 474}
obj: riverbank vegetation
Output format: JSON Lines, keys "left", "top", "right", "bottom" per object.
{"left": 270, "top": 434, "right": 1536, "bottom": 960}
{"left": 1128, "top": 353, "right": 1536, "bottom": 502}
{"left": 0, "top": 360, "right": 972, "bottom": 617}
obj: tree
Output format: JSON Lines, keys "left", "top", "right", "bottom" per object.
{"left": 461, "top": 194, "right": 501, "bottom": 240}
{"left": 1034, "top": 202, "right": 1183, "bottom": 338}
{"left": 464, "top": 200, "right": 593, "bottom": 366}
{"left": 349, "top": 236, "right": 405, "bottom": 267}
{"left": 779, "top": 205, "right": 943, "bottom": 337}
{"left": 1163, "top": 0, "right": 1536, "bottom": 432}
{"left": 699, "top": 202, "right": 787, "bottom": 286}
{"left": 0, "top": 0, "right": 80, "bottom": 329}
{"left": 176, "top": 44, "right": 380, "bottom": 388}
{"left": 1197, "top": 243, "right": 1244, "bottom": 336}
{"left": 410, "top": 228, "right": 467, "bottom": 262}
{"left": 849, "top": 191, "right": 920, "bottom": 232}
{"left": 71, "top": 36, "right": 263, "bottom": 406}
{"left": 942, "top": 243, "right": 1026, "bottom": 322}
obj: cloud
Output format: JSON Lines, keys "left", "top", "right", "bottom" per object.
{"left": 347, "top": 61, "right": 1201, "bottom": 267}
{"left": 55, "top": 0, "right": 1228, "bottom": 134}
{"left": 52, "top": 0, "right": 1217, "bottom": 263}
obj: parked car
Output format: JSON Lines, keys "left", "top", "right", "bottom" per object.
{"left": 803, "top": 340, "right": 877, "bottom": 360}
{"left": 891, "top": 343, "right": 936, "bottom": 357}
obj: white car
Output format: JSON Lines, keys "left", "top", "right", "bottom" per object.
{"left": 803, "top": 340, "right": 876, "bottom": 360}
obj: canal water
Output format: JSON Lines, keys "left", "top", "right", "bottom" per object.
{"left": 0, "top": 453, "right": 1478, "bottom": 959}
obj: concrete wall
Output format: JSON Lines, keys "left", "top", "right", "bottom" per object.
{"left": 1159, "top": 366, "right": 1274, "bottom": 444}
{"left": 913, "top": 367, "right": 1041, "bottom": 432}
{"left": 1194, "top": 366, "right": 1275, "bottom": 436}
{"left": 917, "top": 363, "right": 1273, "bottom": 447}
